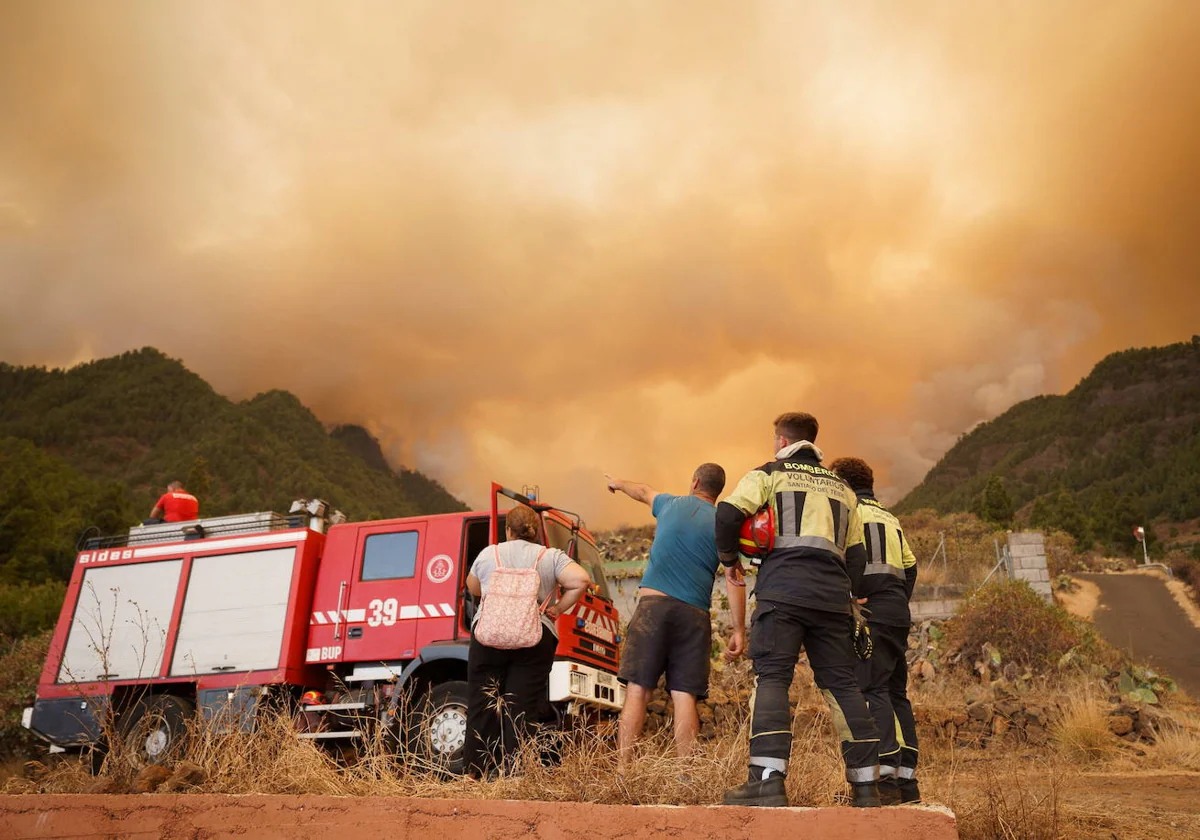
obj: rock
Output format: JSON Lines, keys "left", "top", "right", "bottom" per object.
{"left": 992, "top": 716, "right": 1011, "bottom": 737}
{"left": 22, "top": 761, "right": 48, "bottom": 781}
{"left": 1026, "top": 725, "right": 1049, "bottom": 746}
{"left": 1107, "top": 715, "right": 1135, "bottom": 736}
{"left": 967, "top": 701, "right": 994, "bottom": 722}
{"left": 160, "top": 761, "right": 207, "bottom": 792}
{"left": 89, "top": 776, "right": 124, "bottom": 794}
{"left": 1136, "top": 705, "right": 1168, "bottom": 731}
{"left": 133, "top": 764, "right": 172, "bottom": 793}
{"left": 996, "top": 700, "right": 1023, "bottom": 718}
{"left": 951, "top": 711, "right": 969, "bottom": 726}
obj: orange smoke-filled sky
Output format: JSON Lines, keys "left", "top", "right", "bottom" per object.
{"left": 1, "top": 1, "right": 1198, "bottom": 526}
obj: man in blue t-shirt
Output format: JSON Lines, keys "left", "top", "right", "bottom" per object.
{"left": 606, "top": 463, "right": 746, "bottom": 769}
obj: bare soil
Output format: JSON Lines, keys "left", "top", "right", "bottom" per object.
{"left": 1078, "top": 572, "right": 1200, "bottom": 695}
{"left": 1057, "top": 577, "right": 1101, "bottom": 620}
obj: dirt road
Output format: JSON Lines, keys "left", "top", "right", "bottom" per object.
{"left": 1079, "top": 572, "right": 1200, "bottom": 695}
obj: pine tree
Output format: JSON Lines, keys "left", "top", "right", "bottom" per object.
{"left": 1051, "top": 489, "right": 1092, "bottom": 548}
{"left": 977, "top": 475, "right": 1013, "bottom": 528}
{"left": 187, "top": 456, "right": 213, "bottom": 503}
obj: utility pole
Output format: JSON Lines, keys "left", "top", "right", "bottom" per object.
{"left": 1134, "top": 525, "right": 1148, "bottom": 565}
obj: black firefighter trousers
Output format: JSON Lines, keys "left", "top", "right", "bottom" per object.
{"left": 749, "top": 600, "right": 880, "bottom": 783}
{"left": 857, "top": 622, "right": 919, "bottom": 780}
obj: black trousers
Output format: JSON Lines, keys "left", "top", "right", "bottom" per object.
{"left": 856, "top": 622, "right": 919, "bottom": 777}
{"left": 748, "top": 600, "right": 880, "bottom": 783}
{"left": 463, "top": 626, "right": 557, "bottom": 776}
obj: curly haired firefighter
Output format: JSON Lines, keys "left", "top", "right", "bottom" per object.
{"left": 717, "top": 413, "right": 881, "bottom": 808}
{"left": 831, "top": 457, "right": 921, "bottom": 805}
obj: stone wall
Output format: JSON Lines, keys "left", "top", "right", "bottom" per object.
{"left": 1008, "top": 531, "right": 1052, "bottom": 600}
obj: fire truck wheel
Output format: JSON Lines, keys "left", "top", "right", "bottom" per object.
{"left": 121, "top": 695, "right": 194, "bottom": 766}
{"left": 415, "top": 680, "right": 469, "bottom": 775}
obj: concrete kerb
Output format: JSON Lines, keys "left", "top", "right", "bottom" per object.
{"left": 0, "top": 795, "right": 961, "bottom": 840}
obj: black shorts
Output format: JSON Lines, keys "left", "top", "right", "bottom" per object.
{"left": 619, "top": 595, "right": 712, "bottom": 698}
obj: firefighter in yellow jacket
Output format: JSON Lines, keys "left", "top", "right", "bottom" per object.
{"left": 831, "top": 456, "right": 921, "bottom": 805}
{"left": 718, "top": 413, "right": 881, "bottom": 808}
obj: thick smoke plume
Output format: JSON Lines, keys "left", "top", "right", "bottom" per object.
{"left": 2, "top": 2, "right": 1198, "bottom": 525}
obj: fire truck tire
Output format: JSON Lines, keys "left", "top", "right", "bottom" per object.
{"left": 120, "top": 695, "right": 194, "bottom": 766}
{"left": 413, "top": 681, "right": 469, "bottom": 776}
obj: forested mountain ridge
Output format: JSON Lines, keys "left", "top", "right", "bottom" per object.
{"left": 0, "top": 348, "right": 466, "bottom": 583}
{"left": 897, "top": 338, "right": 1200, "bottom": 554}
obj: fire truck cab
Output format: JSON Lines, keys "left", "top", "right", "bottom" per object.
{"left": 24, "top": 485, "right": 623, "bottom": 772}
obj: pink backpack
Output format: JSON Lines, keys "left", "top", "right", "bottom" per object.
{"left": 474, "top": 545, "right": 554, "bottom": 649}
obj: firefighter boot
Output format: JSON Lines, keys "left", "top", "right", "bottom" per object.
{"left": 850, "top": 782, "right": 881, "bottom": 808}
{"left": 877, "top": 775, "right": 902, "bottom": 805}
{"left": 897, "top": 778, "right": 921, "bottom": 803}
{"left": 722, "top": 776, "right": 788, "bottom": 807}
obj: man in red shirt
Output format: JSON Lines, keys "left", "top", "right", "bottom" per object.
{"left": 146, "top": 481, "right": 200, "bottom": 523}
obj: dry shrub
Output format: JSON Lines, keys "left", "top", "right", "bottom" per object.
{"left": 950, "top": 755, "right": 1065, "bottom": 840}
{"left": 945, "top": 580, "right": 1104, "bottom": 672}
{"left": 1052, "top": 694, "right": 1116, "bottom": 765}
{"left": 900, "top": 510, "right": 1005, "bottom": 587}
{"left": 0, "top": 631, "right": 52, "bottom": 762}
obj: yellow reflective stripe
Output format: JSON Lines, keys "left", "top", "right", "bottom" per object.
{"left": 750, "top": 730, "right": 793, "bottom": 739}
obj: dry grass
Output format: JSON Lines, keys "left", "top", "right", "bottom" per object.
{"left": 1052, "top": 693, "right": 1118, "bottom": 765}
{"left": 934, "top": 754, "right": 1067, "bottom": 840}
{"left": 27, "top": 696, "right": 848, "bottom": 806}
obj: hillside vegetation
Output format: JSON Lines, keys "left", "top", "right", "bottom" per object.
{"left": 0, "top": 348, "right": 465, "bottom": 592}
{"left": 898, "top": 338, "right": 1200, "bottom": 556}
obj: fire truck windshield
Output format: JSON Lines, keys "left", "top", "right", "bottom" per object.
{"left": 543, "top": 516, "right": 612, "bottom": 601}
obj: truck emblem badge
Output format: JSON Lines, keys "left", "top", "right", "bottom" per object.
{"left": 426, "top": 554, "right": 454, "bottom": 584}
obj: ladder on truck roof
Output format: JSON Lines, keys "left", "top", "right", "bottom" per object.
{"left": 84, "top": 511, "right": 299, "bottom": 550}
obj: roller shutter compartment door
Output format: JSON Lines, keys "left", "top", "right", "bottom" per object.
{"left": 58, "top": 560, "right": 184, "bottom": 683}
{"left": 170, "top": 547, "right": 297, "bottom": 676}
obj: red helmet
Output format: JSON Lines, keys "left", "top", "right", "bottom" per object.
{"left": 738, "top": 506, "right": 775, "bottom": 564}
{"left": 300, "top": 690, "right": 323, "bottom": 706}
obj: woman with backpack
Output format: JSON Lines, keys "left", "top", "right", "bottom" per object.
{"left": 463, "top": 504, "right": 592, "bottom": 778}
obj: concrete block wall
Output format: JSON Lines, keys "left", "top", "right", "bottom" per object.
{"left": 1008, "top": 531, "right": 1052, "bottom": 600}
{"left": 911, "top": 599, "right": 961, "bottom": 621}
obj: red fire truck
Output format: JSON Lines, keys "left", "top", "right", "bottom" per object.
{"left": 23, "top": 485, "right": 623, "bottom": 771}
